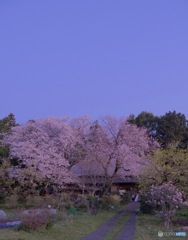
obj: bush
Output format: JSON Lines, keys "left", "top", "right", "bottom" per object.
{"left": 86, "top": 195, "right": 100, "bottom": 215}
{"left": 5, "top": 194, "right": 20, "bottom": 209}
{"left": 63, "top": 201, "right": 72, "bottom": 210}
{"left": 75, "top": 202, "right": 87, "bottom": 211}
{"left": 45, "top": 195, "right": 61, "bottom": 208}
{"left": 139, "top": 194, "right": 154, "bottom": 214}
{"left": 0, "top": 194, "right": 6, "bottom": 204}
{"left": 74, "top": 198, "right": 88, "bottom": 212}
{"left": 100, "top": 194, "right": 121, "bottom": 210}
{"left": 19, "top": 209, "right": 53, "bottom": 232}
{"left": 25, "top": 195, "right": 44, "bottom": 208}
{"left": 25, "top": 194, "right": 68, "bottom": 210}
{"left": 147, "top": 183, "right": 188, "bottom": 228}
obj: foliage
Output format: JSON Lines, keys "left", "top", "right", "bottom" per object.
{"left": 0, "top": 113, "right": 18, "bottom": 162}
{"left": 74, "top": 116, "right": 158, "bottom": 195}
{"left": 120, "top": 192, "right": 130, "bottom": 205}
{"left": 139, "top": 194, "right": 154, "bottom": 214}
{"left": 157, "top": 111, "right": 188, "bottom": 147}
{"left": 25, "top": 195, "right": 47, "bottom": 208}
{"left": 147, "top": 182, "right": 188, "bottom": 229}
{"left": 139, "top": 144, "right": 188, "bottom": 196}
{"left": 3, "top": 118, "right": 79, "bottom": 192}
{"left": 73, "top": 195, "right": 88, "bottom": 211}
{"left": 86, "top": 195, "right": 100, "bottom": 215}
{"left": 0, "top": 114, "right": 18, "bottom": 201}
{"left": 0, "top": 159, "right": 18, "bottom": 202}
{"left": 2, "top": 115, "right": 157, "bottom": 197}
{"left": 128, "top": 111, "right": 158, "bottom": 139}
{"left": 4, "top": 193, "right": 20, "bottom": 209}
{"left": 74, "top": 201, "right": 88, "bottom": 211}
{"left": 68, "top": 206, "right": 79, "bottom": 215}
{"left": 100, "top": 194, "right": 121, "bottom": 210}
{"left": 0, "top": 113, "right": 17, "bottom": 136}
{"left": 129, "top": 111, "right": 188, "bottom": 148}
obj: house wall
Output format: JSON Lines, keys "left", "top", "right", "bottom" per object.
{"left": 111, "top": 183, "right": 139, "bottom": 195}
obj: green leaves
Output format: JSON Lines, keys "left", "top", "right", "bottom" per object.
{"left": 128, "top": 111, "right": 188, "bottom": 148}
{"left": 139, "top": 144, "right": 188, "bottom": 196}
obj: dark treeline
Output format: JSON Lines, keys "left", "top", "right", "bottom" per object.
{"left": 128, "top": 111, "right": 188, "bottom": 148}
{"left": 0, "top": 113, "right": 18, "bottom": 162}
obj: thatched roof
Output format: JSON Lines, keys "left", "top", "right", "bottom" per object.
{"left": 70, "top": 159, "right": 134, "bottom": 179}
{"left": 113, "top": 177, "right": 138, "bottom": 184}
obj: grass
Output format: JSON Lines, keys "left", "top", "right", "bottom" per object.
{"left": 134, "top": 207, "right": 188, "bottom": 240}
{"left": 2, "top": 205, "right": 187, "bottom": 240}
{"left": 0, "top": 210, "right": 117, "bottom": 240}
{"left": 134, "top": 214, "right": 168, "bottom": 240}
{"left": 104, "top": 212, "right": 129, "bottom": 240}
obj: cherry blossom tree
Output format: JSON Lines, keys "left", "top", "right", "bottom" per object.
{"left": 71, "top": 116, "right": 159, "bottom": 195}
{"left": 68, "top": 116, "right": 91, "bottom": 167}
{"left": 100, "top": 116, "right": 159, "bottom": 194}
{"left": 3, "top": 118, "right": 78, "bottom": 192}
{"left": 3, "top": 115, "right": 158, "bottom": 197}
{"left": 147, "top": 183, "right": 188, "bottom": 228}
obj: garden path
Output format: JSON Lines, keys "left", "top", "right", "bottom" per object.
{"left": 81, "top": 202, "right": 139, "bottom": 240}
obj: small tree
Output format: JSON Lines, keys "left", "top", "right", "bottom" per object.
{"left": 139, "top": 144, "right": 188, "bottom": 196}
{"left": 147, "top": 183, "right": 188, "bottom": 229}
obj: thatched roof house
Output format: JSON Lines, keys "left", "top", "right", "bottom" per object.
{"left": 70, "top": 161, "right": 139, "bottom": 194}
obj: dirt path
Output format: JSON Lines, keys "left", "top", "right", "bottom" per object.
{"left": 81, "top": 202, "right": 139, "bottom": 240}
{"left": 115, "top": 212, "right": 137, "bottom": 240}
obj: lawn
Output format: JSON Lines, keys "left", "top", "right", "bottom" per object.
{"left": 0, "top": 210, "right": 117, "bottom": 240}
{"left": 1, "top": 205, "right": 187, "bottom": 240}
{"left": 134, "top": 207, "right": 188, "bottom": 240}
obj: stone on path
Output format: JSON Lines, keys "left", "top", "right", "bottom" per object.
{"left": 0, "top": 210, "right": 6, "bottom": 219}
{"left": 0, "top": 221, "right": 21, "bottom": 229}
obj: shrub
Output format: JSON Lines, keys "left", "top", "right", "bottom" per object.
{"left": 0, "top": 194, "right": 6, "bottom": 204}
{"left": 43, "top": 195, "right": 62, "bottom": 209}
{"left": 100, "top": 194, "right": 121, "bottom": 210}
{"left": 25, "top": 195, "right": 44, "bottom": 208}
{"left": 76, "top": 202, "right": 87, "bottom": 211}
{"left": 5, "top": 194, "right": 19, "bottom": 209}
{"left": 19, "top": 209, "right": 53, "bottom": 232}
{"left": 139, "top": 194, "right": 154, "bottom": 214}
{"left": 74, "top": 198, "right": 88, "bottom": 212}
{"left": 63, "top": 201, "right": 72, "bottom": 210}
{"left": 120, "top": 192, "right": 130, "bottom": 204}
{"left": 86, "top": 195, "right": 100, "bottom": 215}
{"left": 17, "top": 194, "right": 27, "bottom": 205}
{"left": 25, "top": 194, "right": 70, "bottom": 210}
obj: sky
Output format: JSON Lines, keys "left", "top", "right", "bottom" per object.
{"left": 0, "top": 0, "right": 188, "bottom": 124}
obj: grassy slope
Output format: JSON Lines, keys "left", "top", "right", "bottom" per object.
{"left": 0, "top": 210, "right": 116, "bottom": 240}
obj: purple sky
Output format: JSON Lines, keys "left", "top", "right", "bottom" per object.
{"left": 1, "top": 1, "right": 188, "bottom": 124}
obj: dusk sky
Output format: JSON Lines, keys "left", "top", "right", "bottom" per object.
{"left": 1, "top": 1, "right": 188, "bottom": 124}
